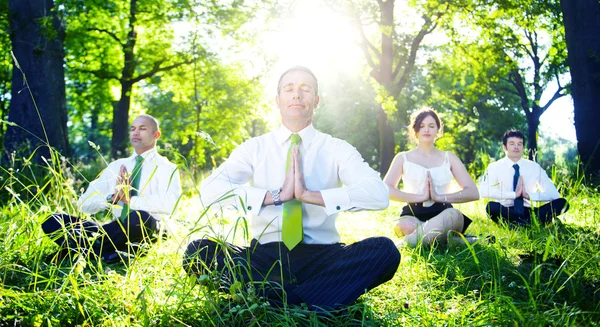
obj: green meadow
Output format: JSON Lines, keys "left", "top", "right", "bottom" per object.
{"left": 1, "top": 157, "right": 599, "bottom": 327}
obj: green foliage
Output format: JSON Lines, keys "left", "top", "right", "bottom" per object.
{"left": 2, "top": 142, "right": 600, "bottom": 326}
{"left": 141, "top": 59, "right": 268, "bottom": 171}
{"left": 314, "top": 70, "right": 381, "bottom": 170}
{"left": 57, "top": 0, "right": 272, "bottom": 161}
{"left": 422, "top": 39, "right": 527, "bottom": 164}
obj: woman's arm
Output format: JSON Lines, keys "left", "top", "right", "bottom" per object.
{"left": 383, "top": 152, "right": 429, "bottom": 203}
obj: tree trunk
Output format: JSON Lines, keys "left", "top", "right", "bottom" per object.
{"left": 560, "top": 0, "right": 600, "bottom": 176}
{"left": 5, "top": 0, "right": 69, "bottom": 164}
{"left": 526, "top": 112, "right": 540, "bottom": 161}
{"left": 377, "top": 108, "right": 395, "bottom": 176}
{"left": 110, "top": 0, "right": 137, "bottom": 158}
{"left": 111, "top": 82, "right": 132, "bottom": 158}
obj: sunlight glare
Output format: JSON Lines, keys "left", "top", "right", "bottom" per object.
{"left": 261, "top": 1, "right": 364, "bottom": 94}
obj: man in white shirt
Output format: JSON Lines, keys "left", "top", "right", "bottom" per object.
{"left": 184, "top": 66, "right": 400, "bottom": 311}
{"left": 479, "top": 130, "right": 568, "bottom": 226}
{"left": 42, "top": 114, "right": 182, "bottom": 263}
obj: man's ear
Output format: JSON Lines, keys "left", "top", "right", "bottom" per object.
{"left": 314, "top": 95, "right": 320, "bottom": 108}
{"left": 502, "top": 144, "right": 508, "bottom": 152}
{"left": 154, "top": 130, "right": 161, "bottom": 140}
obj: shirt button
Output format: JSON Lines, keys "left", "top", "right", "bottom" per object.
{"left": 336, "top": 206, "right": 341, "bottom": 210}
{"left": 247, "top": 206, "right": 252, "bottom": 211}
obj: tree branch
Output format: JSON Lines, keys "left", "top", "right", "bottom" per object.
{"left": 394, "top": 15, "right": 435, "bottom": 89}
{"left": 130, "top": 58, "right": 195, "bottom": 84}
{"left": 541, "top": 85, "right": 566, "bottom": 114}
{"left": 77, "top": 68, "right": 120, "bottom": 81}
{"left": 352, "top": 15, "right": 380, "bottom": 80}
{"left": 87, "top": 28, "right": 123, "bottom": 46}
{"left": 509, "top": 67, "right": 531, "bottom": 115}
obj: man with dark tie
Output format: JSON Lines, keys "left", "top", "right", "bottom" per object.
{"left": 42, "top": 114, "right": 182, "bottom": 263}
{"left": 479, "top": 130, "right": 569, "bottom": 226}
{"left": 183, "top": 66, "right": 400, "bottom": 311}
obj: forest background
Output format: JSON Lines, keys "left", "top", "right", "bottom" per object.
{"left": 2, "top": 0, "right": 599, "bottom": 181}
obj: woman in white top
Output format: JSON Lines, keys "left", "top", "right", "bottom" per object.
{"left": 384, "top": 108, "right": 479, "bottom": 247}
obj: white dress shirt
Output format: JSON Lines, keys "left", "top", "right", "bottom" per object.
{"left": 479, "top": 157, "right": 560, "bottom": 207}
{"left": 78, "top": 148, "right": 182, "bottom": 225}
{"left": 200, "top": 124, "right": 389, "bottom": 245}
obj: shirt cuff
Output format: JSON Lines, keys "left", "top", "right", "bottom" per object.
{"left": 321, "top": 188, "right": 352, "bottom": 216}
{"left": 240, "top": 186, "right": 268, "bottom": 216}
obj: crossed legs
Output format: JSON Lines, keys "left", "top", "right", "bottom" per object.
{"left": 42, "top": 211, "right": 159, "bottom": 260}
{"left": 395, "top": 208, "right": 468, "bottom": 247}
{"left": 183, "top": 237, "right": 400, "bottom": 311}
{"left": 486, "top": 198, "right": 569, "bottom": 226}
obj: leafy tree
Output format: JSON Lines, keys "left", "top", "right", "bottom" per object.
{"left": 560, "top": 0, "right": 600, "bottom": 177}
{"left": 466, "top": 0, "right": 569, "bottom": 160}
{"left": 314, "top": 69, "right": 381, "bottom": 170}
{"left": 60, "top": 0, "right": 266, "bottom": 159}
{"left": 142, "top": 58, "right": 268, "bottom": 172}
{"left": 423, "top": 39, "right": 527, "bottom": 167}
{"left": 60, "top": 0, "right": 198, "bottom": 158}
{"left": 341, "top": 0, "right": 449, "bottom": 174}
{"left": 5, "top": 0, "right": 70, "bottom": 163}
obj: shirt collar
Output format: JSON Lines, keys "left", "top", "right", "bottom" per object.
{"left": 274, "top": 124, "right": 316, "bottom": 149}
{"left": 503, "top": 156, "right": 523, "bottom": 168}
{"left": 129, "top": 147, "right": 157, "bottom": 162}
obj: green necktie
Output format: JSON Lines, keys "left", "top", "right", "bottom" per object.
{"left": 282, "top": 134, "right": 303, "bottom": 250}
{"left": 120, "top": 155, "right": 144, "bottom": 222}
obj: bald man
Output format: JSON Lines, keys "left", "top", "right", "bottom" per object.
{"left": 42, "top": 114, "right": 182, "bottom": 264}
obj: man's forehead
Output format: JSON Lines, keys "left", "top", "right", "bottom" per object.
{"left": 279, "top": 71, "right": 317, "bottom": 88}
{"left": 507, "top": 137, "right": 523, "bottom": 142}
{"left": 131, "top": 117, "right": 151, "bottom": 127}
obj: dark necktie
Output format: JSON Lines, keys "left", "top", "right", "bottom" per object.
{"left": 513, "top": 164, "right": 524, "bottom": 215}
{"left": 120, "top": 155, "right": 144, "bottom": 222}
{"left": 282, "top": 134, "right": 303, "bottom": 250}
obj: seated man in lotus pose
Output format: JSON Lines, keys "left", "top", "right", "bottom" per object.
{"left": 42, "top": 114, "right": 181, "bottom": 263}
{"left": 479, "top": 130, "right": 568, "bottom": 226}
{"left": 183, "top": 66, "right": 400, "bottom": 311}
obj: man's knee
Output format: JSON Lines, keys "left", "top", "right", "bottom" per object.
{"left": 485, "top": 202, "right": 501, "bottom": 214}
{"left": 42, "top": 213, "right": 71, "bottom": 235}
{"left": 183, "top": 238, "right": 218, "bottom": 274}
{"left": 369, "top": 237, "right": 401, "bottom": 268}
{"left": 127, "top": 210, "right": 153, "bottom": 228}
{"left": 555, "top": 198, "right": 569, "bottom": 214}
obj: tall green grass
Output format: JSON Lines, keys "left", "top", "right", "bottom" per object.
{"left": 1, "top": 146, "right": 599, "bottom": 326}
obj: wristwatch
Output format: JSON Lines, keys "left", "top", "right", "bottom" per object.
{"left": 270, "top": 189, "right": 282, "bottom": 206}
{"left": 106, "top": 193, "right": 114, "bottom": 203}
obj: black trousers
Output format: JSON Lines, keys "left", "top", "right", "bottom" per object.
{"left": 485, "top": 198, "right": 569, "bottom": 226}
{"left": 42, "top": 211, "right": 159, "bottom": 259}
{"left": 183, "top": 237, "right": 400, "bottom": 311}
